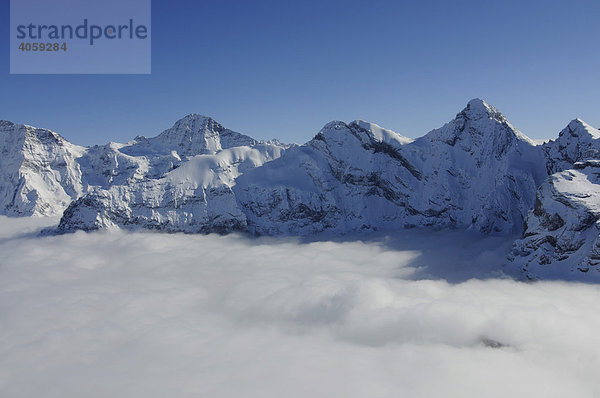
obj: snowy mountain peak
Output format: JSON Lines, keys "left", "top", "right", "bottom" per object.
{"left": 320, "top": 120, "right": 347, "bottom": 131}
{"left": 559, "top": 118, "right": 600, "bottom": 139}
{"left": 0, "top": 122, "right": 73, "bottom": 150}
{"left": 543, "top": 118, "right": 600, "bottom": 173}
{"left": 0, "top": 122, "right": 85, "bottom": 216}
{"left": 148, "top": 114, "right": 258, "bottom": 156}
{"left": 460, "top": 98, "right": 506, "bottom": 121}
{"left": 170, "top": 113, "right": 214, "bottom": 129}
{"left": 424, "top": 99, "right": 536, "bottom": 149}
{"left": 311, "top": 120, "right": 352, "bottom": 144}
{"left": 157, "top": 113, "right": 221, "bottom": 143}
{"left": 312, "top": 119, "right": 411, "bottom": 149}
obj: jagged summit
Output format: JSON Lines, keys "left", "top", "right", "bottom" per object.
{"left": 124, "top": 114, "right": 259, "bottom": 156}
{"left": 0, "top": 122, "right": 85, "bottom": 216}
{"left": 558, "top": 118, "right": 600, "bottom": 139}
{"left": 318, "top": 120, "right": 347, "bottom": 132}
{"left": 154, "top": 114, "right": 231, "bottom": 154}
{"left": 463, "top": 98, "right": 498, "bottom": 119}
{"left": 166, "top": 113, "right": 217, "bottom": 134}
{"left": 310, "top": 120, "right": 359, "bottom": 146}
{"left": 0, "top": 121, "right": 76, "bottom": 150}
{"left": 422, "top": 99, "right": 536, "bottom": 150}
{"left": 458, "top": 98, "right": 512, "bottom": 127}
{"left": 543, "top": 118, "right": 600, "bottom": 173}
{"left": 129, "top": 114, "right": 214, "bottom": 142}
{"left": 176, "top": 113, "right": 212, "bottom": 122}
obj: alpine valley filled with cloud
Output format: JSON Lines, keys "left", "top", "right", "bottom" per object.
{"left": 2, "top": 99, "right": 600, "bottom": 396}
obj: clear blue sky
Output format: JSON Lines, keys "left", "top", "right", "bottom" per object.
{"left": 1, "top": 0, "right": 599, "bottom": 145}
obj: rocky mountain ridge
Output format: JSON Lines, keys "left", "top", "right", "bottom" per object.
{"left": 2, "top": 99, "right": 600, "bottom": 279}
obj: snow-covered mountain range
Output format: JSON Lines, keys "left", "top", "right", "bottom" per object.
{"left": 2, "top": 99, "right": 600, "bottom": 278}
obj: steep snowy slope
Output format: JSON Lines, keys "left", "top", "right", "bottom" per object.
{"left": 76, "top": 141, "right": 182, "bottom": 189}
{"left": 233, "top": 119, "right": 417, "bottom": 234}
{"left": 506, "top": 120, "right": 600, "bottom": 279}
{"left": 56, "top": 143, "right": 287, "bottom": 233}
{"left": 0, "top": 121, "right": 85, "bottom": 216}
{"left": 235, "top": 99, "right": 546, "bottom": 235}
{"left": 407, "top": 99, "right": 547, "bottom": 233}
{"left": 509, "top": 160, "right": 600, "bottom": 279}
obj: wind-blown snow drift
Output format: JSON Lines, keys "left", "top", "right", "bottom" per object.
{"left": 0, "top": 217, "right": 599, "bottom": 398}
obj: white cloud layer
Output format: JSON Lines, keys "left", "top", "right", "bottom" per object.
{"left": 0, "top": 216, "right": 599, "bottom": 397}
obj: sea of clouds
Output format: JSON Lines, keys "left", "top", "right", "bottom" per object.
{"left": 0, "top": 215, "right": 599, "bottom": 397}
